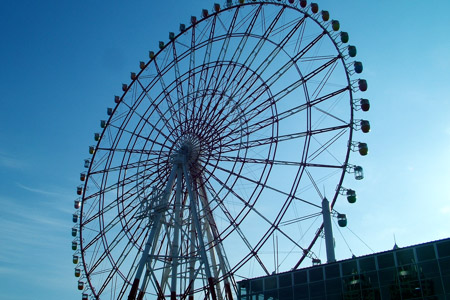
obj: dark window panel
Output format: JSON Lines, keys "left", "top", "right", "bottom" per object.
{"left": 325, "top": 278, "right": 342, "bottom": 294}
{"left": 309, "top": 267, "right": 323, "bottom": 282}
{"left": 250, "top": 279, "right": 263, "bottom": 293}
{"left": 343, "top": 274, "right": 362, "bottom": 294}
{"left": 420, "top": 276, "right": 443, "bottom": 297}
{"left": 359, "top": 256, "right": 376, "bottom": 272}
{"left": 342, "top": 260, "right": 358, "bottom": 276}
{"left": 443, "top": 275, "right": 450, "bottom": 294}
{"left": 439, "top": 258, "right": 450, "bottom": 276}
{"left": 398, "top": 279, "right": 422, "bottom": 298}
{"left": 293, "top": 270, "right": 307, "bottom": 285}
{"left": 360, "top": 271, "right": 379, "bottom": 286}
{"left": 422, "top": 277, "right": 444, "bottom": 295}
{"left": 278, "top": 287, "right": 293, "bottom": 300}
{"left": 437, "top": 240, "right": 450, "bottom": 258}
{"left": 361, "top": 287, "right": 381, "bottom": 300}
{"left": 326, "top": 294, "right": 342, "bottom": 300}
{"left": 396, "top": 249, "right": 415, "bottom": 266}
{"left": 377, "top": 253, "right": 395, "bottom": 269}
{"left": 309, "top": 281, "right": 325, "bottom": 297}
{"left": 380, "top": 286, "right": 392, "bottom": 300}
{"left": 416, "top": 245, "right": 436, "bottom": 261}
{"left": 325, "top": 263, "right": 340, "bottom": 279}
{"left": 278, "top": 274, "right": 292, "bottom": 287}
{"left": 419, "top": 261, "right": 440, "bottom": 278}
{"left": 378, "top": 268, "right": 396, "bottom": 285}
{"left": 293, "top": 284, "right": 309, "bottom": 300}
{"left": 264, "top": 276, "right": 277, "bottom": 291}
{"left": 264, "top": 289, "right": 278, "bottom": 300}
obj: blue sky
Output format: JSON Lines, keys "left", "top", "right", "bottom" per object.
{"left": 1, "top": 0, "right": 450, "bottom": 299}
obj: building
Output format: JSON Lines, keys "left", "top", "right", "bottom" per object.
{"left": 237, "top": 238, "right": 450, "bottom": 299}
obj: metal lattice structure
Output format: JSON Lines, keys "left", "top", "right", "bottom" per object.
{"left": 71, "top": 1, "right": 370, "bottom": 299}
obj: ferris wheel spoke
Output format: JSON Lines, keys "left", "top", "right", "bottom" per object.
{"left": 279, "top": 212, "right": 323, "bottom": 227}
{"left": 195, "top": 63, "right": 245, "bottom": 130}
{"left": 196, "top": 15, "right": 217, "bottom": 98}
{"left": 199, "top": 6, "right": 265, "bottom": 122}
{"left": 219, "top": 87, "right": 350, "bottom": 144}
{"left": 202, "top": 176, "right": 250, "bottom": 233}
{"left": 87, "top": 217, "right": 143, "bottom": 279}
{"left": 85, "top": 168, "right": 159, "bottom": 207}
{"left": 308, "top": 128, "right": 348, "bottom": 163}
{"left": 204, "top": 176, "right": 271, "bottom": 277}
{"left": 96, "top": 147, "right": 170, "bottom": 156}
{"left": 106, "top": 122, "right": 172, "bottom": 151}
{"left": 87, "top": 175, "right": 101, "bottom": 192}
{"left": 208, "top": 155, "right": 344, "bottom": 169}
{"left": 202, "top": 159, "right": 320, "bottom": 209}
{"left": 192, "top": 22, "right": 221, "bottom": 129}
{"left": 82, "top": 176, "right": 155, "bottom": 222}
{"left": 134, "top": 78, "right": 177, "bottom": 135}
{"left": 313, "top": 104, "right": 347, "bottom": 124}
{"left": 82, "top": 185, "right": 141, "bottom": 227}
{"left": 236, "top": 3, "right": 264, "bottom": 33}
{"left": 226, "top": 14, "right": 307, "bottom": 102}
{"left": 231, "top": 29, "right": 327, "bottom": 108}
{"left": 203, "top": 166, "right": 306, "bottom": 268}
{"left": 152, "top": 59, "right": 182, "bottom": 127}
{"left": 84, "top": 164, "right": 162, "bottom": 203}
{"left": 83, "top": 212, "right": 128, "bottom": 251}
{"left": 92, "top": 211, "right": 148, "bottom": 275}
{"left": 241, "top": 6, "right": 288, "bottom": 68}
{"left": 83, "top": 165, "right": 163, "bottom": 225}
{"left": 270, "top": 54, "right": 341, "bottom": 105}
{"left": 214, "top": 16, "right": 314, "bottom": 110}
{"left": 268, "top": 46, "right": 338, "bottom": 93}
{"left": 186, "top": 21, "right": 197, "bottom": 132}
{"left": 95, "top": 225, "right": 148, "bottom": 297}
{"left": 248, "top": 85, "right": 346, "bottom": 134}
{"left": 309, "top": 57, "right": 340, "bottom": 100}
{"left": 108, "top": 98, "right": 175, "bottom": 146}
{"left": 216, "top": 124, "right": 350, "bottom": 154}
{"left": 204, "top": 5, "right": 263, "bottom": 110}
{"left": 83, "top": 211, "right": 139, "bottom": 273}
{"left": 213, "top": 80, "right": 346, "bottom": 149}
{"left": 88, "top": 157, "right": 160, "bottom": 176}
{"left": 204, "top": 10, "right": 241, "bottom": 96}
{"left": 172, "top": 42, "right": 185, "bottom": 113}
{"left": 210, "top": 52, "right": 338, "bottom": 142}
{"left": 213, "top": 7, "right": 264, "bottom": 93}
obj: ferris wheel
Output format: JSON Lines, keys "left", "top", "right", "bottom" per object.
{"left": 71, "top": 0, "right": 370, "bottom": 299}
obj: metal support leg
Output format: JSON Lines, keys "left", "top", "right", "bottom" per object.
{"left": 170, "top": 166, "right": 183, "bottom": 300}
{"left": 183, "top": 163, "right": 217, "bottom": 300}
{"left": 128, "top": 165, "right": 178, "bottom": 300}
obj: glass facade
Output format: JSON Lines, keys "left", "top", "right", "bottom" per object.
{"left": 238, "top": 238, "right": 450, "bottom": 300}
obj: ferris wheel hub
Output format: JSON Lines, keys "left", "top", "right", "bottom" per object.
{"left": 174, "top": 134, "right": 201, "bottom": 165}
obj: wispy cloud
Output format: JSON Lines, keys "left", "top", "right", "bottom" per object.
{"left": 0, "top": 152, "right": 27, "bottom": 170}
{"left": 0, "top": 194, "right": 81, "bottom": 299}
{"left": 13, "top": 182, "right": 75, "bottom": 215}
{"left": 16, "top": 182, "right": 63, "bottom": 197}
